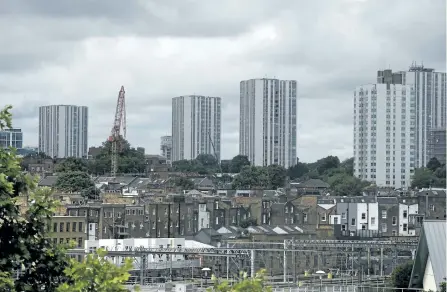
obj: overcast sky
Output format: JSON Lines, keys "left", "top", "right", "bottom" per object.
{"left": 1, "top": 0, "right": 445, "bottom": 162}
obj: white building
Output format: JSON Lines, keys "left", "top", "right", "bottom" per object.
{"left": 398, "top": 200, "right": 418, "bottom": 236}
{"left": 353, "top": 83, "right": 416, "bottom": 189}
{"left": 39, "top": 105, "right": 88, "bottom": 158}
{"left": 160, "top": 135, "right": 172, "bottom": 164}
{"left": 239, "top": 78, "right": 297, "bottom": 168}
{"left": 378, "top": 65, "right": 447, "bottom": 167}
{"left": 172, "top": 95, "right": 221, "bottom": 162}
{"left": 85, "top": 238, "right": 212, "bottom": 270}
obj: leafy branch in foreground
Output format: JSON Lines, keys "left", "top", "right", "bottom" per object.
{"left": 57, "top": 249, "right": 139, "bottom": 292}
{"left": 208, "top": 269, "right": 272, "bottom": 292}
{"left": 0, "top": 105, "right": 71, "bottom": 291}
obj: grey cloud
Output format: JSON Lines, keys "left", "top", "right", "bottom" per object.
{"left": 2, "top": 0, "right": 445, "bottom": 160}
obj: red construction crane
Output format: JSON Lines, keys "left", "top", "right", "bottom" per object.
{"left": 108, "top": 86, "right": 126, "bottom": 177}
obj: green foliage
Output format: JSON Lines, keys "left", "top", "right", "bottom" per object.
{"left": 390, "top": 261, "right": 413, "bottom": 289}
{"left": 427, "top": 157, "right": 442, "bottom": 172}
{"left": 56, "top": 157, "right": 88, "bottom": 173}
{"left": 172, "top": 176, "right": 195, "bottom": 190}
{"left": 287, "top": 156, "right": 369, "bottom": 196}
{"left": 0, "top": 105, "right": 70, "bottom": 291}
{"left": 328, "top": 173, "right": 370, "bottom": 196}
{"left": 229, "top": 155, "right": 251, "bottom": 173}
{"left": 208, "top": 269, "right": 271, "bottom": 292}
{"left": 288, "top": 161, "right": 309, "bottom": 180}
{"left": 232, "top": 165, "right": 286, "bottom": 190}
{"left": 440, "top": 281, "right": 446, "bottom": 292}
{"left": 57, "top": 249, "right": 136, "bottom": 292}
{"left": 411, "top": 167, "right": 445, "bottom": 189}
{"left": 172, "top": 154, "right": 219, "bottom": 174}
{"left": 55, "top": 171, "right": 99, "bottom": 199}
{"left": 87, "top": 137, "right": 146, "bottom": 175}
{"left": 239, "top": 218, "right": 257, "bottom": 228}
{"left": 0, "top": 271, "right": 15, "bottom": 291}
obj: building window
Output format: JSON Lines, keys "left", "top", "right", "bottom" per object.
{"left": 351, "top": 218, "right": 356, "bottom": 226}
{"left": 79, "top": 222, "right": 83, "bottom": 232}
{"left": 66, "top": 222, "right": 70, "bottom": 232}
{"left": 392, "top": 230, "right": 397, "bottom": 236}
{"left": 72, "top": 222, "right": 77, "bottom": 232}
{"left": 341, "top": 212, "right": 346, "bottom": 219}
{"left": 403, "top": 224, "right": 408, "bottom": 232}
{"left": 53, "top": 223, "right": 57, "bottom": 232}
{"left": 403, "top": 210, "right": 407, "bottom": 218}
{"left": 303, "top": 213, "right": 308, "bottom": 223}
{"left": 371, "top": 217, "right": 376, "bottom": 225}
{"left": 361, "top": 224, "right": 366, "bottom": 230}
{"left": 215, "top": 217, "right": 219, "bottom": 225}
{"left": 59, "top": 223, "right": 64, "bottom": 232}
{"left": 78, "top": 238, "right": 83, "bottom": 248}
{"left": 321, "top": 213, "right": 327, "bottom": 221}
{"left": 341, "top": 224, "right": 346, "bottom": 231}
{"left": 381, "top": 210, "right": 387, "bottom": 219}
{"left": 429, "top": 204, "right": 435, "bottom": 211}
{"left": 392, "top": 216, "right": 397, "bottom": 225}
{"left": 361, "top": 213, "right": 366, "bottom": 220}
{"left": 381, "top": 223, "right": 387, "bottom": 232}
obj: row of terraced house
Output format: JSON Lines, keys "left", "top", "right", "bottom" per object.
{"left": 30, "top": 176, "right": 446, "bottom": 246}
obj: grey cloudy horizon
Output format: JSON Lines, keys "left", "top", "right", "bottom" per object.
{"left": 1, "top": 0, "right": 445, "bottom": 162}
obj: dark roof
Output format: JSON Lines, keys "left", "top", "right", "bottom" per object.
{"left": 335, "top": 196, "right": 376, "bottom": 203}
{"left": 416, "top": 189, "right": 447, "bottom": 197}
{"left": 377, "top": 197, "right": 398, "bottom": 204}
{"left": 38, "top": 175, "right": 58, "bottom": 187}
{"left": 94, "top": 176, "right": 137, "bottom": 185}
{"left": 409, "top": 220, "right": 446, "bottom": 289}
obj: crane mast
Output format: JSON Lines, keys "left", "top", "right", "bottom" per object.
{"left": 108, "top": 86, "right": 126, "bottom": 177}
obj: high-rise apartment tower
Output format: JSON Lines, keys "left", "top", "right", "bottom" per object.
{"left": 172, "top": 95, "right": 221, "bottom": 161}
{"left": 377, "top": 65, "right": 446, "bottom": 167}
{"left": 39, "top": 105, "right": 88, "bottom": 158}
{"left": 160, "top": 135, "right": 172, "bottom": 164}
{"left": 239, "top": 78, "right": 297, "bottom": 168}
{"left": 353, "top": 83, "right": 415, "bottom": 189}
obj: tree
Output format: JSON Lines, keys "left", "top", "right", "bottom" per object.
{"left": 172, "top": 176, "right": 195, "bottom": 190}
{"left": 232, "top": 166, "right": 268, "bottom": 190}
{"left": 314, "top": 155, "right": 340, "bottom": 175}
{"left": 208, "top": 269, "right": 271, "bottom": 292}
{"left": 390, "top": 261, "right": 413, "bottom": 289}
{"left": 266, "top": 164, "right": 287, "bottom": 189}
{"left": 427, "top": 157, "right": 442, "bottom": 172}
{"left": 287, "top": 160, "right": 309, "bottom": 180}
{"left": 87, "top": 137, "right": 146, "bottom": 175}
{"left": 328, "top": 173, "right": 370, "bottom": 196}
{"left": 340, "top": 157, "right": 354, "bottom": 176}
{"left": 55, "top": 171, "right": 99, "bottom": 199}
{"left": 57, "top": 249, "right": 136, "bottom": 292}
{"left": 56, "top": 157, "right": 88, "bottom": 173}
{"left": 229, "top": 155, "right": 250, "bottom": 173}
{"left": 411, "top": 168, "right": 439, "bottom": 189}
{"left": 196, "top": 154, "right": 218, "bottom": 169}
{"left": 0, "top": 105, "right": 70, "bottom": 291}
{"left": 440, "top": 282, "right": 446, "bottom": 292}
{"left": 239, "top": 218, "right": 257, "bottom": 228}
{"left": 232, "top": 165, "right": 286, "bottom": 190}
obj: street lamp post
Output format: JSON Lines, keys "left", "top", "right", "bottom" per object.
{"left": 316, "top": 270, "right": 326, "bottom": 292}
